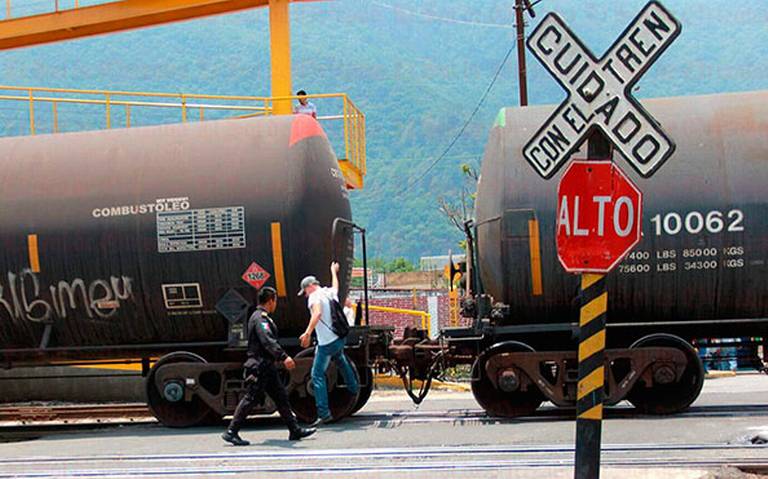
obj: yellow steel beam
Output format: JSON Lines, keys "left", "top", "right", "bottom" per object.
{"left": 0, "top": 0, "right": 311, "bottom": 50}
{"left": 269, "top": 0, "right": 292, "bottom": 114}
{"left": 338, "top": 159, "right": 363, "bottom": 190}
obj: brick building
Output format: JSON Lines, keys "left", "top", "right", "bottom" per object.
{"left": 349, "top": 289, "right": 472, "bottom": 338}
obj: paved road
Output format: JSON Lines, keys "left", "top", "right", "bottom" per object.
{"left": 2, "top": 374, "right": 768, "bottom": 478}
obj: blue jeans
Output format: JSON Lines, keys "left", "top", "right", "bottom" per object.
{"left": 311, "top": 337, "right": 359, "bottom": 419}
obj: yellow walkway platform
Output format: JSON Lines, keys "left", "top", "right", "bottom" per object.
{"left": 0, "top": 85, "right": 366, "bottom": 189}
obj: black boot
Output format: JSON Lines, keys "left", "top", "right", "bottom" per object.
{"left": 289, "top": 426, "right": 317, "bottom": 441}
{"left": 222, "top": 430, "right": 250, "bottom": 446}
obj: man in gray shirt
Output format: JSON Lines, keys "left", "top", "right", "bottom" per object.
{"left": 298, "top": 262, "right": 359, "bottom": 424}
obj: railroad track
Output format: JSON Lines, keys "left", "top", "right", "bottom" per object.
{"left": 2, "top": 405, "right": 768, "bottom": 476}
{"left": 1, "top": 444, "right": 767, "bottom": 477}
{"left": 3, "top": 402, "right": 768, "bottom": 427}
{"left": 0, "top": 404, "right": 152, "bottom": 425}
{"left": 352, "top": 403, "right": 768, "bottom": 425}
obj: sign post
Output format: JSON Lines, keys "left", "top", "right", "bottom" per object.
{"left": 575, "top": 270, "right": 607, "bottom": 479}
{"left": 522, "top": 2, "right": 680, "bottom": 478}
{"left": 557, "top": 137, "right": 643, "bottom": 478}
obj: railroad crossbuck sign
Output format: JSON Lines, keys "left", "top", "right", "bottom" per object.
{"left": 524, "top": 1, "right": 681, "bottom": 179}
{"left": 556, "top": 161, "right": 643, "bottom": 273}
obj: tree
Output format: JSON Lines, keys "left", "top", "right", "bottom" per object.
{"left": 353, "top": 257, "right": 416, "bottom": 273}
{"left": 437, "top": 163, "right": 479, "bottom": 235}
{"left": 385, "top": 257, "right": 416, "bottom": 273}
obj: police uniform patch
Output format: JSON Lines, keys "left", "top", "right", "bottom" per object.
{"left": 261, "top": 321, "right": 270, "bottom": 332}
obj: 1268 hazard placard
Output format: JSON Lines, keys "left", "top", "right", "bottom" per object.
{"left": 241, "top": 262, "right": 271, "bottom": 289}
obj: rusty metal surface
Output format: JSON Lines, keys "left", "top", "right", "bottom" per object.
{"left": 0, "top": 115, "right": 353, "bottom": 360}
{"left": 483, "top": 347, "right": 686, "bottom": 408}
{"left": 476, "top": 91, "right": 768, "bottom": 341}
{"left": 151, "top": 356, "right": 316, "bottom": 417}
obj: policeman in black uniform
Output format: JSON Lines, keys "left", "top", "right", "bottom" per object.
{"left": 222, "top": 287, "right": 316, "bottom": 445}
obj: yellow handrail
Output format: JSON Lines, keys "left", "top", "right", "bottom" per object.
{"left": 366, "top": 305, "right": 431, "bottom": 337}
{"left": 0, "top": 85, "right": 366, "bottom": 179}
{"left": 2, "top": 1, "right": 106, "bottom": 20}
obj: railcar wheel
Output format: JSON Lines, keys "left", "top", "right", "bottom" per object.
{"left": 146, "top": 352, "right": 216, "bottom": 428}
{"left": 350, "top": 366, "right": 374, "bottom": 415}
{"left": 471, "top": 341, "right": 544, "bottom": 418}
{"left": 626, "top": 334, "right": 705, "bottom": 415}
{"left": 288, "top": 348, "right": 361, "bottom": 423}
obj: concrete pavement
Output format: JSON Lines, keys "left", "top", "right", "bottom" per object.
{"left": 1, "top": 374, "right": 768, "bottom": 478}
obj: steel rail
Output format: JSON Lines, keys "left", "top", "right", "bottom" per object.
{"left": 4, "top": 401, "right": 768, "bottom": 428}
{"left": 1, "top": 442, "right": 766, "bottom": 464}
{"left": 2, "top": 459, "right": 767, "bottom": 478}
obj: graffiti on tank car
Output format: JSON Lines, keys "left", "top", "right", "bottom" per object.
{"left": 0, "top": 269, "right": 134, "bottom": 324}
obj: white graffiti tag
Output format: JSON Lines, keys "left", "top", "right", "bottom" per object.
{"left": 0, "top": 270, "right": 134, "bottom": 324}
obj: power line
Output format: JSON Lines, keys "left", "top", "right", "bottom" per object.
{"left": 369, "top": 1, "right": 515, "bottom": 30}
{"left": 392, "top": 43, "right": 515, "bottom": 197}
{"left": 368, "top": 153, "right": 480, "bottom": 164}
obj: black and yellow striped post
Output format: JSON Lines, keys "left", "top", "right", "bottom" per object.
{"left": 575, "top": 272, "right": 607, "bottom": 479}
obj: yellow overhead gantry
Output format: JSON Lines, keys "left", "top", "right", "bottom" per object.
{"left": 0, "top": 0, "right": 301, "bottom": 112}
{"left": 0, "top": 0, "right": 365, "bottom": 187}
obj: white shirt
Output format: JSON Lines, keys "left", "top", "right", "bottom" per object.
{"left": 308, "top": 287, "right": 339, "bottom": 346}
{"left": 343, "top": 306, "right": 355, "bottom": 326}
{"left": 294, "top": 101, "right": 317, "bottom": 117}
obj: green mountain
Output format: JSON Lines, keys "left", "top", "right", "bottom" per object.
{"left": 0, "top": 0, "right": 765, "bottom": 260}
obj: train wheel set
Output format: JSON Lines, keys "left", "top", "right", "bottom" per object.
{"left": 625, "top": 334, "right": 705, "bottom": 415}
{"left": 139, "top": 329, "right": 713, "bottom": 427}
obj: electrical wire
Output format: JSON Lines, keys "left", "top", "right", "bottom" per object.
{"left": 369, "top": 0, "right": 515, "bottom": 30}
{"left": 368, "top": 153, "right": 480, "bottom": 164}
{"left": 392, "top": 43, "right": 515, "bottom": 197}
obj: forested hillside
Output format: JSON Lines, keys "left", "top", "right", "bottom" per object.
{"left": 0, "top": 0, "right": 765, "bottom": 260}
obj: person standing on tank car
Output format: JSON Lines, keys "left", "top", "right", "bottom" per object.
{"left": 293, "top": 90, "right": 317, "bottom": 118}
{"left": 299, "top": 262, "right": 359, "bottom": 425}
{"left": 222, "top": 287, "right": 316, "bottom": 446}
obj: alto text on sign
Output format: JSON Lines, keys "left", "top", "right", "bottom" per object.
{"left": 523, "top": 1, "right": 681, "bottom": 179}
{"left": 556, "top": 161, "right": 643, "bottom": 273}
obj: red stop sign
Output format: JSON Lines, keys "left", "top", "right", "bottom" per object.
{"left": 556, "top": 160, "right": 643, "bottom": 273}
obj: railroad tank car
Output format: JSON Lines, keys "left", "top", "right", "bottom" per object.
{"left": 459, "top": 90, "right": 768, "bottom": 416}
{"left": 0, "top": 114, "right": 369, "bottom": 426}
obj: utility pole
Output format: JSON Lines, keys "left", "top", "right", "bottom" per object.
{"left": 514, "top": 0, "right": 536, "bottom": 106}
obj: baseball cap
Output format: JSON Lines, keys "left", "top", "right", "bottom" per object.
{"left": 297, "top": 275, "right": 320, "bottom": 296}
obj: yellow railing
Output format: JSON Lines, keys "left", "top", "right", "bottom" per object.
{"left": 366, "top": 305, "right": 432, "bottom": 337}
{"left": 3, "top": 0, "right": 93, "bottom": 20}
{"left": 0, "top": 85, "right": 366, "bottom": 178}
